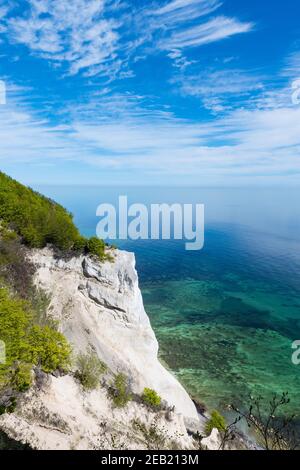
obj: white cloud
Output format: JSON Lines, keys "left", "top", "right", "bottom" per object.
{"left": 142, "top": 1, "right": 254, "bottom": 69}
{"left": 8, "top": 0, "right": 120, "bottom": 76}
{"left": 154, "top": 0, "right": 222, "bottom": 24}
{"left": 0, "top": 108, "right": 75, "bottom": 163}
{"left": 167, "top": 49, "right": 195, "bottom": 70}
{"left": 1, "top": 78, "right": 300, "bottom": 185}
{"left": 0, "top": 1, "right": 10, "bottom": 36}
{"left": 159, "top": 16, "right": 253, "bottom": 50}
{"left": 2, "top": 0, "right": 254, "bottom": 78}
{"left": 282, "top": 50, "right": 300, "bottom": 79}
{"left": 173, "top": 68, "right": 263, "bottom": 111}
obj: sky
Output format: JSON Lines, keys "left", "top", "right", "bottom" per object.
{"left": 0, "top": 0, "right": 299, "bottom": 186}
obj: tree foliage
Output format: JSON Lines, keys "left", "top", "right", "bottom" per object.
{"left": 0, "top": 172, "right": 79, "bottom": 250}
{"left": 0, "top": 288, "right": 71, "bottom": 391}
{"left": 0, "top": 171, "right": 108, "bottom": 260}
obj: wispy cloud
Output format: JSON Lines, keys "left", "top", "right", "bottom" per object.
{"left": 159, "top": 16, "right": 253, "bottom": 50}
{"left": 153, "top": 0, "right": 222, "bottom": 25}
{"left": 173, "top": 68, "right": 264, "bottom": 112}
{"left": 142, "top": 1, "right": 254, "bottom": 69}
{"left": 0, "top": 1, "right": 10, "bottom": 35}
{"left": 0, "top": 84, "right": 81, "bottom": 163}
{"left": 7, "top": 0, "right": 121, "bottom": 76}
{"left": 282, "top": 50, "right": 300, "bottom": 79}
{"left": 1, "top": 0, "right": 254, "bottom": 78}
{"left": 2, "top": 69, "right": 300, "bottom": 185}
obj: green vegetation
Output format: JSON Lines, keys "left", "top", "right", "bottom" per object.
{"left": 141, "top": 388, "right": 162, "bottom": 409}
{"left": 86, "top": 237, "right": 106, "bottom": 260}
{"left": 0, "top": 288, "right": 71, "bottom": 392}
{"left": 0, "top": 171, "right": 109, "bottom": 261}
{"left": 0, "top": 397, "right": 17, "bottom": 415}
{"left": 0, "top": 216, "right": 71, "bottom": 405}
{"left": 0, "top": 172, "right": 79, "bottom": 250}
{"left": 75, "top": 351, "right": 107, "bottom": 390}
{"left": 0, "top": 226, "right": 58, "bottom": 331}
{"left": 0, "top": 171, "right": 112, "bottom": 416}
{"left": 205, "top": 410, "right": 227, "bottom": 436}
{"left": 109, "top": 373, "right": 132, "bottom": 408}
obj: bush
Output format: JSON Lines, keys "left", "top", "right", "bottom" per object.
{"left": 141, "top": 388, "right": 162, "bottom": 409}
{"left": 86, "top": 237, "right": 106, "bottom": 260}
{"left": 73, "top": 236, "right": 87, "bottom": 253}
{"left": 11, "top": 363, "right": 32, "bottom": 392}
{"left": 5, "top": 397, "right": 17, "bottom": 414}
{"left": 26, "top": 325, "right": 71, "bottom": 373}
{"left": 205, "top": 410, "right": 227, "bottom": 436}
{"left": 75, "top": 351, "right": 107, "bottom": 390}
{"left": 0, "top": 288, "right": 71, "bottom": 391}
{"left": 0, "top": 227, "right": 17, "bottom": 242}
{"left": 110, "top": 373, "right": 132, "bottom": 408}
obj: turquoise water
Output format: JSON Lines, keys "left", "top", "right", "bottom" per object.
{"left": 36, "top": 186, "right": 300, "bottom": 418}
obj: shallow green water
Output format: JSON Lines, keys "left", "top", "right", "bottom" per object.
{"left": 129, "top": 223, "right": 300, "bottom": 417}
{"left": 143, "top": 276, "right": 300, "bottom": 414}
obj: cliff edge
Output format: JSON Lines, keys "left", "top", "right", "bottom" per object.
{"left": 0, "top": 247, "right": 204, "bottom": 450}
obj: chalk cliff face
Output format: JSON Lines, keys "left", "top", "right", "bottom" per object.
{"left": 0, "top": 248, "right": 203, "bottom": 450}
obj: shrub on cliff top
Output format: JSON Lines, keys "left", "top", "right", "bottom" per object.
{"left": 86, "top": 237, "right": 106, "bottom": 260}
{"left": 0, "top": 171, "right": 108, "bottom": 261}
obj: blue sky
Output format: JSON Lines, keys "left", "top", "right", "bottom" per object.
{"left": 0, "top": 0, "right": 299, "bottom": 186}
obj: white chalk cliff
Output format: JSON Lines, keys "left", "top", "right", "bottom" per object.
{"left": 0, "top": 248, "right": 205, "bottom": 450}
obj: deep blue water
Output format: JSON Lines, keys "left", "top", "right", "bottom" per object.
{"left": 36, "top": 185, "right": 300, "bottom": 417}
